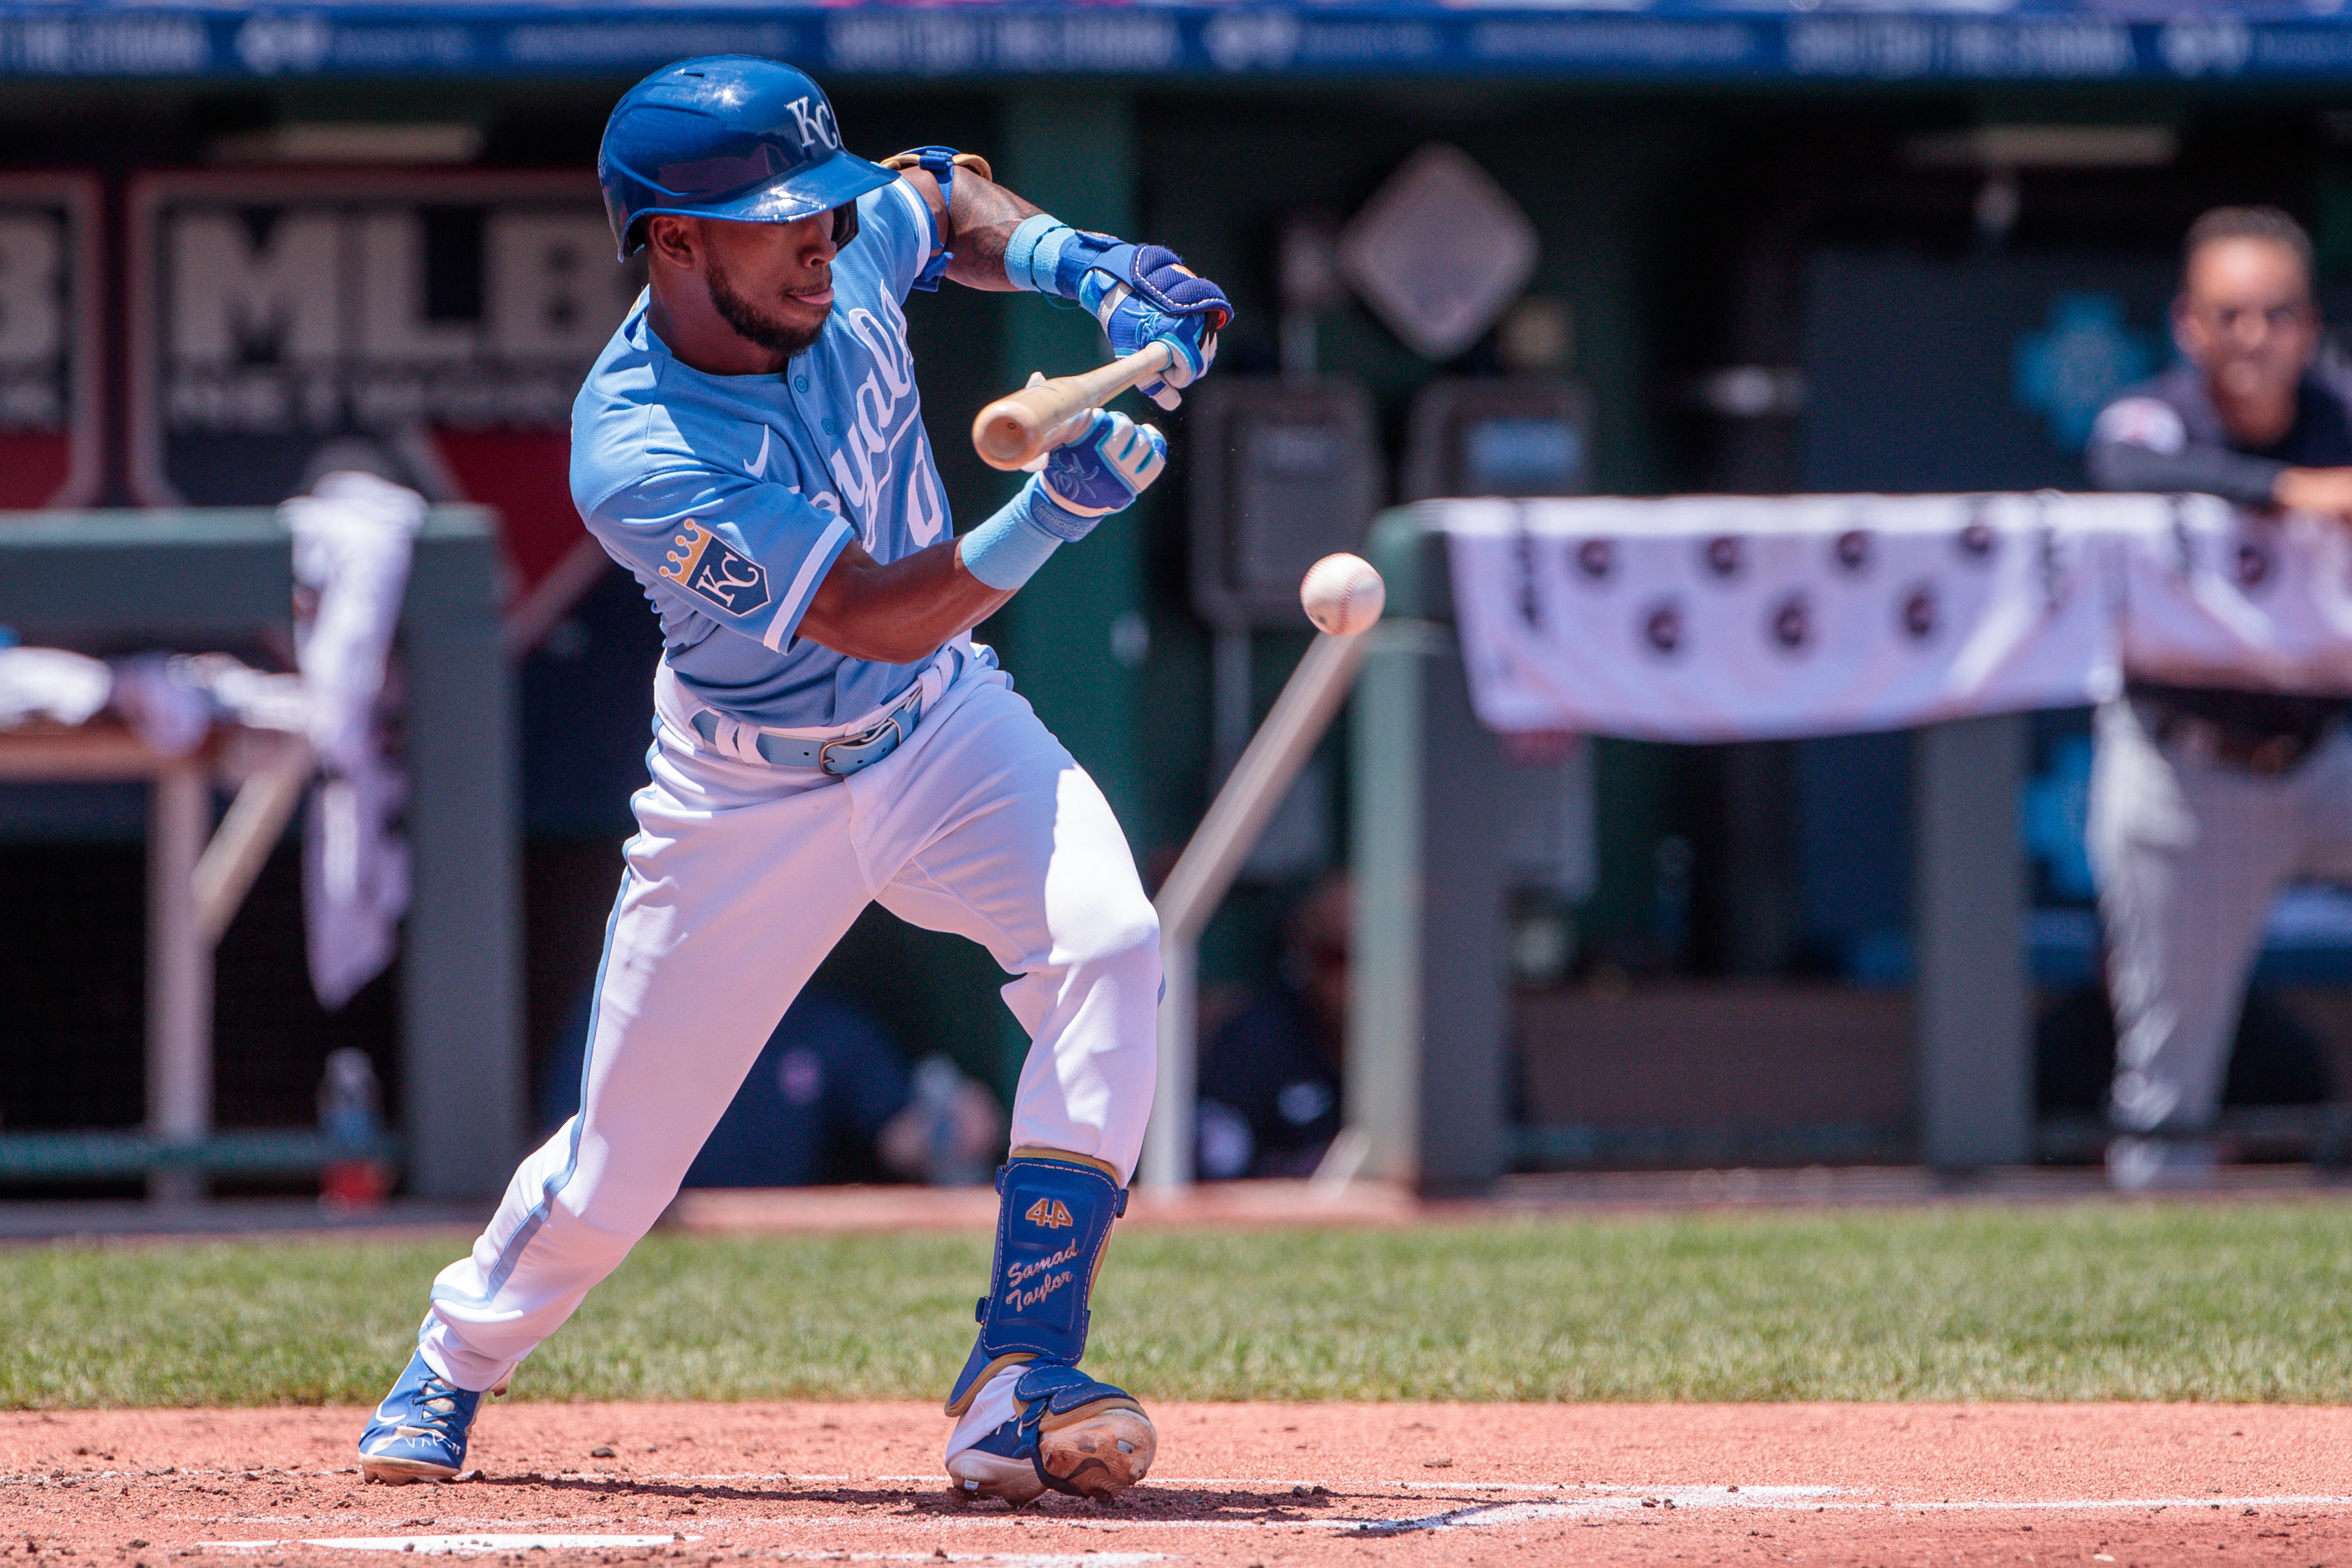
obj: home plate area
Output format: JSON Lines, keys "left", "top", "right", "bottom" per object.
{"left": 13, "top": 1402, "right": 2352, "bottom": 1565}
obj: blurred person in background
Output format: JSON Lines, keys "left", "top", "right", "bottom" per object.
{"left": 540, "top": 986, "right": 1002, "bottom": 1187}
{"left": 2085, "top": 205, "right": 2352, "bottom": 1189}
{"left": 1195, "top": 875, "right": 1348, "bottom": 1180}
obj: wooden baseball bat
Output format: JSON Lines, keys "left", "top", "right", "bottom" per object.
{"left": 970, "top": 341, "right": 1177, "bottom": 472}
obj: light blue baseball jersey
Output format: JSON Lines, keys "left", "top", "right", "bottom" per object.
{"left": 571, "top": 175, "right": 956, "bottom": 730}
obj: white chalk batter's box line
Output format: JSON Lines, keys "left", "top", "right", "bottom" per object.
{"left": 201, "top": 1540, "right": 1165, "bottom": 1564}
{"left": 183, "top": 1485, "right": 1842, "bottom": 1535}
{"left": 188, "top": 1490, "right": 2352, "bottom": 1551}
{"left": 591, "top": 1492, "right": 2352, "bottom": 1533}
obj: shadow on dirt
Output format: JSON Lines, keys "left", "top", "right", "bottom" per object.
{"left": 366, "top": 1473, "right": 1394, "bottom": 1525}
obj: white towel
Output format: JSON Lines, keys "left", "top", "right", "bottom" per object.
{"left": 285, "top": 470, "right": 423, "bottom": 1011}
{"left": 0, "top": 646, "right": 111, "bottom": 729}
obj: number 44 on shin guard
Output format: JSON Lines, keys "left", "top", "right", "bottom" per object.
{"left": 944, "top": 1149, "right": 1157, "bottom": 1504}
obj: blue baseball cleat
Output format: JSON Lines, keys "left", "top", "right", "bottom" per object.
{"left": 357, "top": 1350, "right": 503, "bottom": 1484}
{"left": 947, "top": 1364, "right": 1156, "bottom": 1505}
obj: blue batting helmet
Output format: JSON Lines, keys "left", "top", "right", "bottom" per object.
{"left": 598, "top": 56, "right": 895, "bottom": 261}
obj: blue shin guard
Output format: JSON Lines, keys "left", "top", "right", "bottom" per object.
{"left": 944, "top": 1148, "right": 1128, "bottom": 1416}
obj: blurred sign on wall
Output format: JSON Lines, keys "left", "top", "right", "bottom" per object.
{"left": 0, "top": 3, "right": 2350, "bottom": 86}
{"left": 1338, "top": 145, "right": 1536, "bottom": 363}
{"left": 1803, "top": 249, "right": 2175, "bottom": 494}
{"left": 0, "top": 174, "right": 100, "bottom": 509}
{"left": 1187, "top": 378, "right": 1381, "bottom": 628}
{"left": 128, "top": 172, "right": 641, "bottom": 638}
{"left": 1402, "top": 377, "right": 1589, "bottom": 502}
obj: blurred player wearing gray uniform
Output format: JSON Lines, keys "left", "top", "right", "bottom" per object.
{"left": 353, "top": 56, "right": 1231, "bottom": 1500}
{"left": 2086, "top": 206, "right": 2352, "bottom": 1188}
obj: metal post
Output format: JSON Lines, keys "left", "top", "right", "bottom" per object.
{"left": 1146, "top": 940, "right": 1198, "bottom": 1189}
{"left": 1211, "top": 624, "right": 1252, "bottom": 781}
{"left": 1348, "top": 512, "right": 1436, "bottom": 1183}
{"left": 1415, "top": 638, "right": 1512, "bottom": 1192}
{"left": 1341, "top": 506, "right": 1515, "bottom": 1193}
{"left": 1914, "top": 714, "right": 2031, "bottom": 1168}
{"left": 193, "top": 733, "right": 312, "bottom": 945}
{"left": 400, "top": 517, "right": 523, "bottom": 1198}
{"left": 1348, "top": 616, "right": 1432, "bottom": 1182}
{"left": 147, "top": 759, "right": 210, "bottom": 1205}
{"left": 1143, "top": 632, "right": 1371, "bottom": 1188}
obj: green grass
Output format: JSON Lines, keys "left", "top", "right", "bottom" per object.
{"left": 9, "top": 1201, "right": 2352, "bottom": 1408}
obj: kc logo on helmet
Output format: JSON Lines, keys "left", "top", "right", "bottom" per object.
{"left": 784, "top": 96, "right": 841, "bottom": 152}
{"left": 659, "top": 521, "right": 772, "bottom": 615}
{"left": 1024, "top": 1197, "right": 1074, "bottom": 1229}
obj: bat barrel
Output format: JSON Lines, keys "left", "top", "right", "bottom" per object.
{"left": 974, "top": 401, "right": 1045, "bottom": 472}
{"left": 969, "top": 342, "right": 1171, "bottom": 472}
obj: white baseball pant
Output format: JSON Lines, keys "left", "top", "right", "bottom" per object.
{"left": 2089, "top": 697, "right": 2352, "bottom": 1135}
{"left": 416, "top": 656, "right": 1161, "bottom": 1394}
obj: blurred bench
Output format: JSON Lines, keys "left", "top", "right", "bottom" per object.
{"left": 0, "top": 508, "right": 517, "bottom": 1202}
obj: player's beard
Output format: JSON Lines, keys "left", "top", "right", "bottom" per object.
{"left": 705, "top": 256, "right": 827, "bottom": 360}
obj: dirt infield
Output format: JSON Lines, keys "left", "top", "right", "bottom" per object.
{"left": 8, "top": 1402, "right": 2351, "bottom": 1565}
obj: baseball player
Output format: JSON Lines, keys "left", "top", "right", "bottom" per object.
{"left": 355, "top": 56, "right": 1230, "bottom": 1504}
{"left": 2085, "top": 205, "right": 2352, "bottom": 1188}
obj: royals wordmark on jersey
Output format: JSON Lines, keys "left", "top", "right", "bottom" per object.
{"left": 571, "top": 175, "right": 957, "bottom": 731}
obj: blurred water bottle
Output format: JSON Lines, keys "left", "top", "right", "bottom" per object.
{"left": 318, "top": 1047, "right": 391, "bottom": 1210}
{"left": 913, "top": 1055, "right": 988, "bottom": 1188}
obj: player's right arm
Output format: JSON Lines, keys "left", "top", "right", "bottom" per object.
{"left": 801, "top": 407, "right": 1166, "bottom": 663}
{"left": 2087, "top": 389, "right": 2352, "bottom": 517}
{"left": 2087, "top": 395, "right": 2289, "bottom": 504}
{"left": 797, "top": 533, "right": 1011, "bottom": 665}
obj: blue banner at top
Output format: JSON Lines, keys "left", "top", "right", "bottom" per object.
{"left": 3, "top": 1, "right": 2352, "bottom": 82}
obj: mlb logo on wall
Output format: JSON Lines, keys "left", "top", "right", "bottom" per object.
{"left": 127, "top": 170, "right": 645, "bottom": 646}
{"left": 660, "top": 522, "right": 772, "bottom": 616}
{"left": 0, "top": 174, "right": 102, "bottom": 508}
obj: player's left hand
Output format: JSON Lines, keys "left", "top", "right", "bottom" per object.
{"left": 1030, "top": 409, "right": 1168, "bottom": 538}
{"left": 1077, "top": 244, "right": 1233, "bottom": 411}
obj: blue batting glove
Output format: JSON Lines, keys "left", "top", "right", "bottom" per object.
{"left": 1030, "top": 409, "right": 1169, "bottom": 537}
{"left": 1076, "top": 244, "right": 1233, "bottom": 411}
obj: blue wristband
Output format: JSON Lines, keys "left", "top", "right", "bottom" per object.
{"left": 958, "top": 480, "right": 1069, "bottom": 591}
{"left": 1004, "top": 214, "right": 1075, "bottom": 296}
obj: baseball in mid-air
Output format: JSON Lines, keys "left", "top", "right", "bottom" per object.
{"left": 1300, "top": 552, "right": 1386, "bottom": 637}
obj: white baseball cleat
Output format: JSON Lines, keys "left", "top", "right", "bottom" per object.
{"left": 946, "top": 1365, "right": 1157, "bottom": 1506}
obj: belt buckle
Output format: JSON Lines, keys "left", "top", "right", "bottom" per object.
{"left": 818, "top": 711, "right": 905, "bottom": 776}
{"left": 814, "top": 684, "right": 924, "bottom": 776}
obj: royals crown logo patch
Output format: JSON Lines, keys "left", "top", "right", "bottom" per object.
{"left": 659, "top": 521, "right": 772, "bottom": 616}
